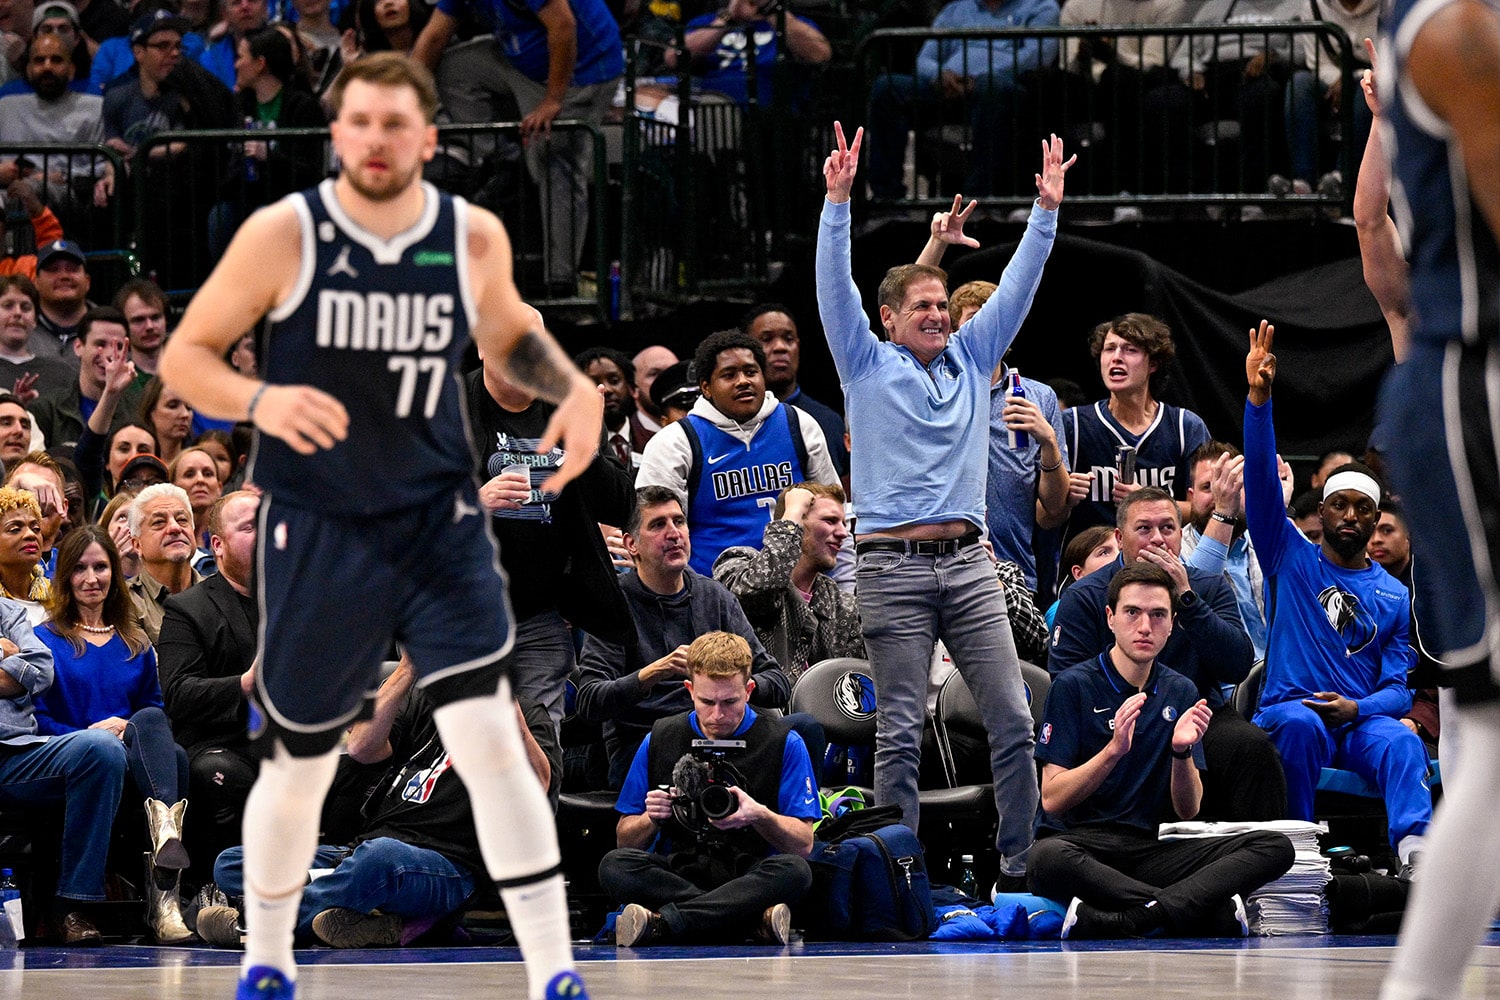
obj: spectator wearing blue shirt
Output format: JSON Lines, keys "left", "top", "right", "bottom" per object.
{"left": 671, "top": 0, "right": 830, "bottom": 107}
{"left": 867, "top": 0, "right": 1060, "bottom": 200}
{"left": 411, "top": 0, "right": 622, "bottom": 293}
{"left": 1030, "top": 562, "right": 1294, "bottom": 939}
{"left": 1244, "top": 321, "right": 1430, "bottom": 875}
{"left": 600, "top": 631, "right": 819, "bottom": 947}
{"left": 816, "top": 126, "right": 1072, "bottom": 886}
{"left": 197, "top": 0, "right": 268, "bottom": 90}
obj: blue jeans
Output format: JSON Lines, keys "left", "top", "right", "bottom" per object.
{"left": 123, "top": 706, "right": 190, "bottom": 804}
{"left": 1254, "top": 700, "right": 1432, "bottom": 851}
{"left": 215, "top": 837, "right": 476, "bottom": 939}
{"left": 855, "top": 542, "right": 1038, "bottom": 870}
{"left": 0, "top": 730, "right": 127, "bottom": 900}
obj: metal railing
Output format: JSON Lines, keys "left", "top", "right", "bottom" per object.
{"left": 855, "top": 23, "right": 1359, "bottom": 212}
{"left": 128, "top": 120, "right": 608, "bottom": 315}
{"left": 0, "top": 143, "right": 128, "bottom": 253}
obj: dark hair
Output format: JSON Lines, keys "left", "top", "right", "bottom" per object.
{"left": 1188, "top": 440, "right": 1241, "bottom": 486}
{"left": 78, "top": 306, "right": 127, "bottom": 344}
{"left": 1106, "top": 561, "right": 1174, "bottom": 612}
{"left": 1088, "top": 313, "right": 1176, "bottom": 394}
{"left": 328, "top": 51, "right": 439, "bottom": 122}
{"left": 0, "top": 392, "right": 26, "bottom": 411}
{"left": 1288, "top": 488, "right": 1322, "bottom": 520}
{"left": 692, "top": 330, "right": 765, "bottom": 390}
{"left": 574, "top": 347, "right": 635, "bottom": 387}
{"left": 1047, "top": 377, "right": 1085, "bottom": 409}
{"left": 243, "top": 25, "right": 296, "bottom": 85}
{"left": 738, "top": 302, "right": 798, "bottom": 335}
{"left": 351, "top": 0, "right": 430, "bottom": 53}
{"left": 626, "top": 485, "right": 680, "bottom": 536}
{"left": 1062, "top": 524, "right": 1116, "bottom": 577}
{"left": 0, "top": 274, "right": 39, "bottom": 311}
{"left": 105, "top": 421, "right": 161, "bottom": 492}
{"left": 1115, "top": 485, "right": 1179, "bottom": 531}
{"left": 111, "top": 277, "right": 166, "bottom": 314}
{"left": 45, "top": 524, "right": 149, "bottom": 656}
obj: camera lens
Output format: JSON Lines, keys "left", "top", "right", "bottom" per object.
{"left": 699, "top": 783, "right": 736, "bottom": 821}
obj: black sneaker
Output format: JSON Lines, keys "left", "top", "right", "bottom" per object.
{"left": 1060, "top": 898, "right": 1128, "bottom": 940}
{"left": 310, "top": 908, "right": 402, "bottom": 948}
{"left": 615, "top": 903, "right": 668, "bottom": 948}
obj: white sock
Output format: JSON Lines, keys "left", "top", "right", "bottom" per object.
{"left": 1396, "top": 835, "right": 1425, "bottom": 867}
{"left": 433, "top": 679, "right": 574, "bottom": 1000}
{"left": 1382, "top": 703, "right": 1500, "bottom": 1000}
{"left": 239, "top": 745, "right": 340, "bottom": 980}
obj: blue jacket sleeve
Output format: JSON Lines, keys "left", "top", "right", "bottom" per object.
{"left": 1177, "top": 571, "right": 1254, "bottom": 685}
{"left": 1047, "top": 575, "right": 1109, "bottom": 676}
{"left": 815, "top": 199, "right": 885, "bottom": 386}
{"left": 1356, "top": 597, "right": 1416, "bottom": 719}
{"left": 1243, "top": 397, "right": 1299, "bottom": 577}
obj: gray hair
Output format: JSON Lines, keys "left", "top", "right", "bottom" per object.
{"left": 128, "top": 482, "right": 194, "bottom": 538}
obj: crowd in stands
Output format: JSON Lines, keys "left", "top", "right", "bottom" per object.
{"left": 0, "top": 0, "right": 1437, "bottom": 956}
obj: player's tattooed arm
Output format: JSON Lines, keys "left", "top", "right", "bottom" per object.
{"left": 504, "top": 329, "right": 579, "bottom": 404}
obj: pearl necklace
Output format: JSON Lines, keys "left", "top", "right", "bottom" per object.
{"left": 78, "top": 623, "right": 114, "bottom": 634}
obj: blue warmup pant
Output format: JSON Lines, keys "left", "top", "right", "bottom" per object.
{"left": 1255, "top": 700, "right": 1432, "bottom": 851}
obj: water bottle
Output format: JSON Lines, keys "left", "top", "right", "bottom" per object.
{"left": 0, "top": 868, "right": 23, "bottom": 944}
{"left": 956, "top": 854, "right": 977, "bottom": 899}
{"left": 607, "top": 260, "right": 621, "bottom": 322}
{"left": 1005, "top": 369, "right": 1027, "bottom": 449}
{"left": 243, "top": 117, "right": 259, "bottom": 183}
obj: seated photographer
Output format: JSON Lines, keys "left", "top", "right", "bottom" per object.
{"left": 599, "top": 631, "right": 819, "bottom": 947}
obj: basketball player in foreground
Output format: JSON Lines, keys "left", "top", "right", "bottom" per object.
{"left": 159, "top": 53, "right": 600, "bottom": 1000}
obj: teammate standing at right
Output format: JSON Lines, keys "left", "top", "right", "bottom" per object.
{"left": 1375, "top": 1, "right": 1499, "bottom": 997}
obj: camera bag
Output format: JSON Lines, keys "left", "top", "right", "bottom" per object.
{"left": 799, "top": 821, "right": 937, "bottom": 941}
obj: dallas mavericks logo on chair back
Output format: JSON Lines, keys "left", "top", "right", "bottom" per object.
{"left": 835, "top": 671, "right": 877, "bottom": 722}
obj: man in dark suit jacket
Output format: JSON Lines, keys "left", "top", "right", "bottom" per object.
{"left": 157, "top": 489, "right": 260, "bottom": 875}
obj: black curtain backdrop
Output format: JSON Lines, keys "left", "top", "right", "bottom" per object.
{"left": 550, "top": 222, "right": 1393, "bottom": 470}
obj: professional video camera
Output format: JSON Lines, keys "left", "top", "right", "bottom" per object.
{"left": 669, "top": 739, "right": 750, "bottom": 833}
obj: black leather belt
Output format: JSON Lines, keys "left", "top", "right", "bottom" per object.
{"left": 855, "top": 528, "right": 982, "bottom": 556}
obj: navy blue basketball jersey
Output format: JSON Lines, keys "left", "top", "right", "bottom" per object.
{"left": 1380, "top": 0, "right": 1500, "bottom": 345}
{"left": 682, "top": 403, "right": 807, "bottom": 576}
{"left": 1062, "top": 400, "right": 1209, "bottom": 536}
{"left": 250, "top": 180, "right": 479, "bottom": 514}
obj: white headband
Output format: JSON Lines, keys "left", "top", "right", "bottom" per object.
{"left": 1323, "top": 471, "right": 1381, "bottom": 506}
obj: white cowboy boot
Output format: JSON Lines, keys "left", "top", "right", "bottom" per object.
{"left": 145, "top": 799, "right": 190, "bottom": 871}
{"left": 144, "top": 855, "right": 194, "bottom": 945}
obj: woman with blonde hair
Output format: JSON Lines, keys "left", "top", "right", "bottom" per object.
{"left": 0, "top": 486, "right": 50, "bottom": 623}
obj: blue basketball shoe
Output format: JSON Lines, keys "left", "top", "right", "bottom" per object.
{"left": 236, "top": 966, "right": 295, "bottom": 1000}
{"left": 543, "top": 970, "right": 590, "bottom": 999}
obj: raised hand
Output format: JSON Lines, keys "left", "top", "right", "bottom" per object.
{"left": 1361, "top": 38, "right": 1382, "bottom": 116}
{"left": 1034, "top": 133, "right": 1077, "bottom": 211}
{"left": 931, "top": 193, "right": 980, "bottom": 249}
{"left": 1246, "top": 319, "right": 1277, "bottom": 403}
{"left": 822, "top": 121, "right": 863, "bottom": 205}
{"left": 1107, "top": 691, "right": 1147, "bottom": 759}
{"left": 10, "top": 372, "right": 37, "bottom": 406}
{"left": 1172, "top": 699, "right": 1212, "bottom": 752}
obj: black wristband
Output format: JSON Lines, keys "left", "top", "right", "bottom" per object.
{"left": 1209, "top": 510, "right": 1242, "bottom": 525}
{"left": 1172, "top": 746, "right": 1193, "bottom": 759}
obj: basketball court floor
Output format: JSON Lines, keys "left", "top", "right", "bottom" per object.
{"left": 3, "top": 935, "right": 1498, "bottom": 1000}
